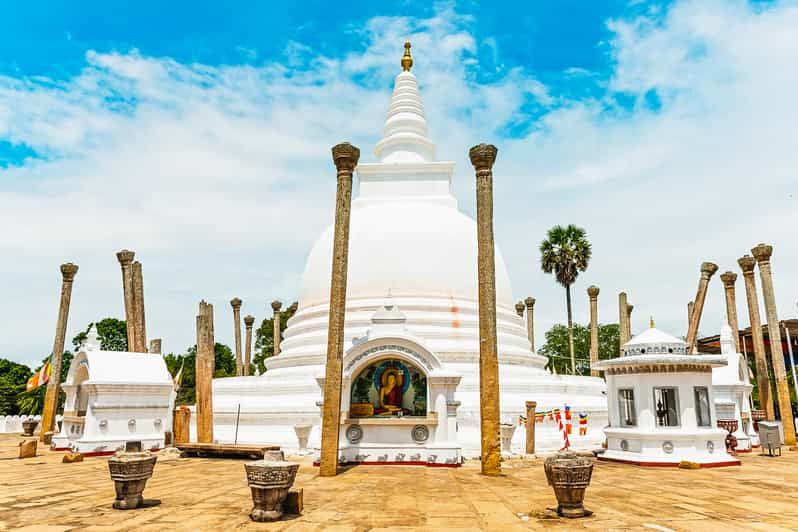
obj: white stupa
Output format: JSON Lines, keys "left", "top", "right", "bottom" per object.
{"left": 210, "top": 44, "right": 607, "bottom": 459}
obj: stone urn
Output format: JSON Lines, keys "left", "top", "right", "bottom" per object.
{"left": 245, "top": 459, "right": 300, "bottom": 522}
{"left": 107, "top": 441, "right": 158, "bottom": 510}
{"left": 500, "top": 423, "right": 517, "bottom": 456}
{"left": 22, "top": 418, "right": 39, "bottom": 437}
{"left": 294, "top": 424, "right": 312, "bottom": 455}
{"left": 544, "top": 451, "right": 594, "bottom": 518}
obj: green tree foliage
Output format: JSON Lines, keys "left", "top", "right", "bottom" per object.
{"left": 253, "top": 302, "right": 298, "bottom": 374}
{"left": 540, "top": 224, "right": 592, "bottom": 374}
{"left": 164, "top": 343, "right": 236, "bottom": 405}
{"left": 0, "top": 359, "right": 33, "bottom": 415}
{"left": 16, "top": 352, "right": 73, "bottom": 415}
{"left": 71, "top": 318, "right": 128, "bottom": 351}
{"left": 538, "top": 323, "right": 619, "bottom": 376}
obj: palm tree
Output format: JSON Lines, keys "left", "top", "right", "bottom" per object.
{"left": 540, "top": 224, "right": 592, "bottom": 375}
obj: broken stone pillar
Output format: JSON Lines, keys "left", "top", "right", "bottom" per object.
{"left": 19, "top": 438, "right": 37, "bottom": 459}
{"left": 515, "top": 301, "right": 525, "bottom": 317}
{"left": 244, "top": 315, "right": 255, "bottom": 377}
{"left": 131, "top": 261, "right": 147, "bottom": 352}
{"left": 720, "top": 271, "right": 741, "bottom": 353}
{"left": 148, "top": 339, "right": 162, "bottom": 354}
{"left": 173, "top": 407, "right": 190, "bottom": 444}
{"left": 470, "top": 142, "right": 501, "bottom": 476}
{"left": 524, "top": 297, "right": 536, "bottom": 351}
{"left": 320, "top": 142, "right": 359, "bottom": 477}
{"left": 751, "top": 243, "right": 796, "bottom": 446}
{"left": 116, "top": 250, "right": 136, "bottom": 350}
{"left": 231, "top": 298, "right": 243, "bottom": 376}
{"left": 587, "top": 286, "right": 600, "bottom": 377}
{"left": 525, "top": 401, "right": 537, "bottom": 455}
{"left": 271, "top": 300, "right": 283, "bottom": 356}
{"left": 686, "top": 262, "right": 719, "bottom": 353}
{"left": 626, "top": 304, "right": 634, "bottom": 340}
{"left": 41, "top": 263, "right": 78, "bottom": 442}
{"left": 196, "top": 300, "right": 215, "bottom": 443}
{"left": 687, "top": 301, "right": 694, "bottom": 330}
{"left": 618, "top": 292, "right": 629, "bottom": 356}
{"left": 738, "top": 255, "right": 775, "bottom": 420}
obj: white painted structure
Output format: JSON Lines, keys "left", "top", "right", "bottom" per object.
{"left": 0, "top": 415, "right": 42, "bottom": 434}
{"left": 52, "top": 326, "right": 174, "bottom": 455}
{"left": 712, "top": 324, "right": 758, "bottom": 450}
{"left": 210, "top": 54, "right": 608, "bottom": 461}
{"left": 596, "top": 326, "right": 739, "bottom": 467}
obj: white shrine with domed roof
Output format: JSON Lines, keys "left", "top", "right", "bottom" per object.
{"left": 210, "top": 45, "right": 608, "bottom": 461}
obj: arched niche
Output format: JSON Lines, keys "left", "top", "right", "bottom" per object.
{"left": 349, "top": 357, "right": 428, "bottom": 418}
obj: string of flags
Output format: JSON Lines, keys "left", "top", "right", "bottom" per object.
{"left": 518, "top": 404, "right": 589, "bottom": 450}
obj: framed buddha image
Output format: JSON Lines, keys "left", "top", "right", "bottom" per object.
{"left": 349, "top": 359, "right": 427, "bottom": 418}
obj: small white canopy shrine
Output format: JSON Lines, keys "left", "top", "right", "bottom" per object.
{"left": 52, "top": 326, "right": 175, "bottom": 456}
{"left": 595, "top": 325, "right": 739, "bottom": 467}
{"left": 712, "top": 324, "right": 758, "bottom": 450}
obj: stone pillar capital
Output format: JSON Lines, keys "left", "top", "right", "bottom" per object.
{"left": 287, "top": 302, "right": 298, "bottom": 314}
{"left": 627, "top": 304, "right": 634, "bottom": 313}
{"left": 271, "top": 300, "right": 283, "bottom": 312}
{"left": 331, "top": 142, "right": 360, "bottom": 172}
{"left": 115, "top": 250, "right": 135, "bottom": 266}
{"left": 587, "top": 285, "right": 599, "bottom": 298}
{"left": 751, "top": 243, "right": 773, "bottom": 264}
{"left": 60, "top": 263, "right": 79, "bottom": 282}
{"left": 524, "top": 297, "right": 536, "bottom": 309}
{"left": 468, "top": 143, "right": 498, "bottom": 170}
{"left": 230, "top": 297, "right": 242, "bottom": 310}
{"left": 738, "top": 254, "right": 756, "bottom": 274}
{"left": 244, "top": 315, "right": 255, "bottom": 327}
{"left": 720, "top": 271, "right": 737, "bottom": 287}
{"left": 700, "top": 261, "right": 719, "bottom": 279}
{"left": 514, "top": 301, "right": 525, "bottom": 317}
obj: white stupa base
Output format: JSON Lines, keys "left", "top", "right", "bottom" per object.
{"left": 601, "top": 429, "right": 740, "bottom": 467}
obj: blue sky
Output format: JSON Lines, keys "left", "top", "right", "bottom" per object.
{"left": 1, "top": 0, "right": 796, "bottom": 366}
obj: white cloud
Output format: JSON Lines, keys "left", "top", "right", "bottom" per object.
{"left": 1, "top": 1, "right": 797, "bottom": 367}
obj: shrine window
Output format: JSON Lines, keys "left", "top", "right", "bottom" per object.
{"left": 653, "top": 387, "right": 680, "bottom": 427}
{"left": 349, "top": 358, "right": 427, "bottom": 418}
{"left": 694, "top": 386, "right": 711, "bottom": 427}
{"left": 617, "top": 388, "right": 637, "bottom": 427}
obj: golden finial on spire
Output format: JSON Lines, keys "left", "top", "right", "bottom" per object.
{"left": 650, "top": 316, "right": 655, "bottom": 328}
{"left": 401, "top": 40, "right": 413, "bottom": 72}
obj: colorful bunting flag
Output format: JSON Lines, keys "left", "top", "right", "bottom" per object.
{"left": 26, "top": 362, "right": 51, "bottom": 392}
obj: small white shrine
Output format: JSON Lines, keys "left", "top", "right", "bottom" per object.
{"left": 712, "top": 324, "right": 758, "bottom": 451}
{"left": 595, "top": 324, "right": 739, "bottom": 467}
{"left": 52, "top": 326, "right": 175, "bottom": 456}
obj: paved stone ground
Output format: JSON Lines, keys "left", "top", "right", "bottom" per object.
{"left": 1, "top": 434, "right": 797, "bottom": 531}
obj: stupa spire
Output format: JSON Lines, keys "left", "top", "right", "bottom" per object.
{"left": 401, "top": 40, "right": 413, "bottom": 71}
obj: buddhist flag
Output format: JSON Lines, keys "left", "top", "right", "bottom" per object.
{"left": 518, "top": 415, "right": 527, "bottom": 427}
{"left": 26, "top": 362, "right": 51, "bottom": 392}
{"left": 578, "top": 412, "right": 588, "bottom": 436}
{"left": 557, "top": 410, "right": 570, "bottom": 450}
{"left": 564, "top": 405, "right": 573, "bottom": 435}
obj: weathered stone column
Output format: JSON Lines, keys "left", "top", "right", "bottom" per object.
{"left": 319, "top": 142, "right": 359, "bottom": 477}
{"left": 271, "top": 300, "right": 283, "bottom": 356}
{"left": 131, "top": 261, "right": 147, "bottom": 352}
{"left": 752, "top": 243, "right": 796, "bottom": 445}
{"left": 720, "top": 272, "right": 741, "bottom": 353}
{"left": 41, "top": 263, "right": 79, "bottom": 441}
{"left": 470, "top": 143, "right": 501, "bottom": 476}
{"left": 231, "top": 298, "right": 243, "bottom": 376}
{"left": 244, "top": 315, "right": 255, "bottom": 377}
{"left": 196, "top": 300, "right": 215, "bottom": 443}
{"left": 148, "top": 339, "right": 162, "bottom": 354}
{"left": 686, "top": 262, "right": 719, "bottom": 353}
{"left": 587, "top": 286, "right": 600, "bottom": 377}
{"left": 618, "top": 292, "right": 629, "bottom": 356}
{"left": 515, "top": 301, "right": 525, "bottom": 318}
{"left": 524, "top": 297, "right": 536, "bottom": 351}
{"left": 525, "top": 401, "right": 537, "bottom": 455}
{"left": 116, "top": 250, "right": 136, "bottom": 350}
{"left": 687, "top": 301, "right": 694, "bottom": 330}
{"left": 738, "top": 255, "right": 775, "bottom": 420}
{"left": 626, "top": 304, "right": 634, "bottom": 340}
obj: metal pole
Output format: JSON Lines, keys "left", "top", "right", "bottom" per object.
{"left": 234, "top": 404, "right": 241, "bottom": 445}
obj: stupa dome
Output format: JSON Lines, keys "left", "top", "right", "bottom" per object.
{"left": 623, "top": 326, "right": 687, "bottom": 356}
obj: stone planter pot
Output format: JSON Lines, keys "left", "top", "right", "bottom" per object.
{"left": 544, "top": 451, "right": 594, "bottom": 518}
{"left": 294, "top": 424, "right": 312, "bottom": 455}
{"left": 22, "top": 419, "right": 39, "bottom": 437}
{"left": 245, "top": 460, "right": 300, "bottom": 522}
{"left": 500, "top": 423, "right": 517, "bottom": 456}
{"left": 108, "top": 442, "right": 158, "bottom": 510}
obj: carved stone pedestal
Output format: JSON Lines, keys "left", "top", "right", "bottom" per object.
{"left": 500, "top": 423, "right": 516, "bottom": 457}
{"left": 294, "top": 424, "right": 312, "bottom": 455}
{"left": 245, "top": 460, "right": 300, "bottom": 522}
{"left": 22, "top": 419, "right": 39, "bottom": 437}
{"left": 544, "top": 451, "right": 594, "bottom": 518}
{"left": 108, "top": 442, "right": 158, "bottom": 510}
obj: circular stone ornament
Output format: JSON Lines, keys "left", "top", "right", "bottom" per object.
{"left": 707, "top": 440, "right": 714, "bottom": 453}
{"left": 662, "top": 441, "right": 674, "bottom": 454}
{"left": 411, "top": 425, "right": 429, "bottom": 443}
{"left": 620, "top": 439, "right": 629, "bottom": 451}
{"left": 346, "top": 425, "right": 363, "bottom": 444}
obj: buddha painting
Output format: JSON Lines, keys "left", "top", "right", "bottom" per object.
{"left": 375, "top": 369, "right": 409, "bottom": 415}
{"left": 349, "top": 358, "right": 427, "bottom": 418}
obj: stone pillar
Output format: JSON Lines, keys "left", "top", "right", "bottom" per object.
{"left": 524, "top": 297, "right": 536, "bottom": 351}
{"left": 148, "top": 339, "right": 162, "bottom": 354}
{"left": 173, "top": 408, "right": 190, "bottom": 444}
{"left": 738, "top": 255, "right": 775, "bottom": 420}
{"left": 686, "top": 262, "right": 719, "bottom": 353}
{"left": 687, "top": 301, "right": 694, "bottom": 330}
{"left": 131, "top": 261, "right": 147, "bottom": 352}
{"left": 720, "top": 272, "right": 741, "bottom": 353}
{"left": 116, "top": 250, "right": 136, "bottom": 350}
{"left": 244, "top": 315, "right": 255, "bottom": 377}
{"left": 626, "top": 304, "right": 634, "bottom": 340}
{"left": 195, "top": 300, "right": 215, "bottom": 443}
{"left": 41, "top": 263, "right": 79, "bottom": 441}
{"left": 525, "top": 401, "right": 537, "bottom": 455}
{"left": 618, "top": 292, "right": 629, "bottom": 356}
{"left": 271, "top": 301, "right": 283, "bottom": 356}
{"left": 319, "top": 142, "right": 359, "bottom": 477}
{"left": 587, "top": 286, "right": 600, "bottom": 377}
{"left": 515, "top": 301, "right": 525, "bottom": 318}
{"left": 752, "top": 244, "right": 796, "bottom": 446}
{"left": 470, "top": 143, "right": 501, "bottom": 476}
{"left": 230, "top": 298, "right": 243, "bottom": 376}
